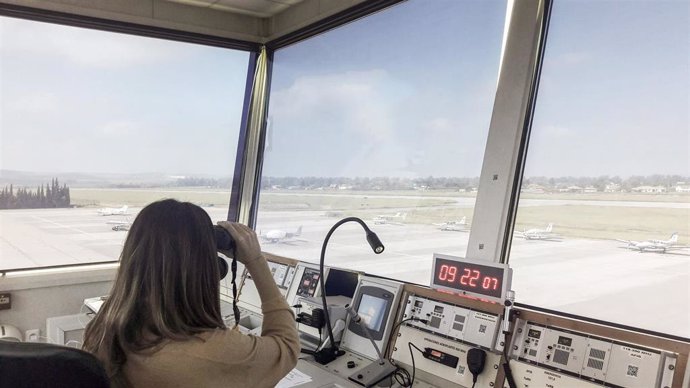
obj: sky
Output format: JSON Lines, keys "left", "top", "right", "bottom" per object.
{"left": 1, "top": 0, "right": 688, "bottom": 178}
{"left": 0, "top": 17, "right": 248, "bottom": 176}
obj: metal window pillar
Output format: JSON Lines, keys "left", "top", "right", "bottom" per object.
{"left": 466, "top": 0, "right": 552, "bottom": 264}
{"left": 228, "top": 46, "right": 273, "bottom": 227}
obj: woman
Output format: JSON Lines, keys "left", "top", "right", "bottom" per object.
{"left": 83, "top": 199, "right": 299, "bottom": 388}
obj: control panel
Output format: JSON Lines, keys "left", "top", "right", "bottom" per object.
{"left": 234, "top": 255, "right": 297, "bottom": 334}
{"left": 393, "top": 325, "right": 502, "bottom": 388}
{"left": 285, "top": 263, "right": 323, "bottom": 312}
{"left": 509, "top": 319, "right": 679, "bottom": 388}
{"left": 339, "top": 276, "right": 403, "bottom": 361}
{"left": 390, "top": 290, "right": 504, "bottom": 387}
{"left": 237, "top": 260, "right": 296, "bottom": 314}
{"left": 402, "top": 294, "right": 501, "bottom": 350}
{"left": 296, "top": 267, "right": 321, "bottom": 298}
{"left": 268, "top": 260, "right": 293, "bottom": 289}
{"left": 228, "top": 254, "right": 688, "bottom": 388}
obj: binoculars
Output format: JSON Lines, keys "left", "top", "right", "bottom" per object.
{"left": 214, "top": 225, "right": 235, "bottom": 280}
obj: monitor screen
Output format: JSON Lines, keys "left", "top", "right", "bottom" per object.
{"left": 296, "top": 268, "right": 321, "bottom": 297}
{"left": 325, "top": 268, "right": 359, "bottom": 298}
{"left": 357, "top": 294, "right": 389, "bottom": 332}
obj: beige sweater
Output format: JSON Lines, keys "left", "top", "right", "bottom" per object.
{"left": 122, "top": 257, "right": 300, "bottom": 388}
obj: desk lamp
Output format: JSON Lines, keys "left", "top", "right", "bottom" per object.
{"left": 314, "top": 217, "right": 384, "bottom": 365}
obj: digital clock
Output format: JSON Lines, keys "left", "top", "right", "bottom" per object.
{"left": 430, "top": 254, "right": 512, "bottom": 303}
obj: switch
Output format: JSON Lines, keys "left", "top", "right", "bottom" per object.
{"left": 0, "top": 293, "right": 11, "bottom": 310}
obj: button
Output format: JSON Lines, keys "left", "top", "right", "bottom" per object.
{"left": 347, "top": 361, "right": 356, "bottom": 369}
{"left": 357, "top": 374, "right": 364, "bottom": 379}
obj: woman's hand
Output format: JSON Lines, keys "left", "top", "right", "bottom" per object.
{"left": 217, "top": 221, "right": 263, "bottom": 265}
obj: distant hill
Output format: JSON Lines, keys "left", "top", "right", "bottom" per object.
{"left": 0, "top": 170, "right": 231, "bottom": 188}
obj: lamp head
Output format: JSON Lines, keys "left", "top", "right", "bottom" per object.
{"left": 366, "top": 231, "right": 385, "bottom": 254}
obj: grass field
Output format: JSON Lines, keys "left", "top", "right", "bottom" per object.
{"left": 70, "top": 188, "right": 233, "bottom": 207}
{"left": 69, "top": 188, "right": 689, "bottom": 243}
{"left": 516, "top": 206, "right": 689, "bottom": 243}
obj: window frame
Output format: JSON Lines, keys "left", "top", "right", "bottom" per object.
{"left": 0, "top": 4, "right": 260, "bottom": 274}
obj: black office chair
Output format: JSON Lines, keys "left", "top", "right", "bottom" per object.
{"left": 0, "top": 341, "right": 110, "bottom": 388}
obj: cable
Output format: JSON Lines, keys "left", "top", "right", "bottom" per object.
{"left": 381, "top": 317, "right": 429, "bottom": 387}
{"left": 391, "top": 360, "right": 412, "bottom": 387}
{"left": 384, "top": 316, "right": 428, "bottom": 357}
{"left": 502, "top": 332, "right": 517, "bottom": 388}
{"left": 501, "top": 321, "right": 518, "bottom": 388}
{"left": 408, "top": 342, "right": 424, "bottom": 387}
{"left": 384, "top": 317, "right": 414, "bottom": 357}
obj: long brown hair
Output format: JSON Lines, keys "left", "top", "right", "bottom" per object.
{"left": 83, "top": 199, "right": 225, "bottom": 387}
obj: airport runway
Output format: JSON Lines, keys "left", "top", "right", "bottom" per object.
{"left": 1, "top": 207, "right": 688, "bottom": 337}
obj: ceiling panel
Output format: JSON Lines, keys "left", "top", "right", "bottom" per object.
{"left": 166, "top": 0, "right": 305, "bottom": 18}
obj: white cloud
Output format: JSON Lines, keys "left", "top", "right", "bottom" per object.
{"left": 100, "top": 120, "right": 142, "bottom": 137}
{"left": 548, "top": 51, "right": 592, "bottom": 67}
{"left": 542, "top": 124, "right": 574, "bottom": 137}
{"left": 8, "top": 92, "right": 59, "bottom": 113}
{"left": 1, "top": 17, "right": 186, "bottom": 68}
{"left": 270, "top": 69, "right": 397, "bottom": 142}
{"left": 425, "top": 117, "right": 453, "bottom": 134}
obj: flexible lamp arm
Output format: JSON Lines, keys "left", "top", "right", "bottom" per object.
{"left": 319, "top": 217, "right": 384, "bottom": 361}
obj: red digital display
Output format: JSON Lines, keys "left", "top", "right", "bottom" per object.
{"left": 433, "top": 257, "right": 505, "bottom": 299}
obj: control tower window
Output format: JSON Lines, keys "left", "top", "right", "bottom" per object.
{"left": 0, "top": 16, "right": 249, "bottom": 272}
{"left": 509, "top": 0, "right": 689, "bottom": 337}
{"left": 256, "top": 0, "right": 507, "bottom": 285}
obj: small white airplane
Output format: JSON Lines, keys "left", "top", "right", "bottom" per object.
{"left": 98, "top": 205, "right": 128, "bottom": 216}
{"left": 516, "top": 223, "right": 559, "bottom": 240}
{"left": 107, "top": 219, "right": 131, "bottom": 231}
{"left": 433, "top": 216, "right": 468, "bottom": 232}
{"left": 260, "top": 226, "right": 304, "bottom": 244}
{"left": 106, "top": 216, "right": 132, "bottom": 231}
{"left": 616, "top": 233, "right": 686, "bottom": 253}
{"left": 373, "top": 212, "right": 407, "bottom": 225}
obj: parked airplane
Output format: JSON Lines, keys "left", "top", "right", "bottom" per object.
{"left": 515, "top": 223, "right": 559, "bottom": 240}
{"left": 616, "top": 233, "right": 686, "bottom": 253}
{"left": 260, "top": 226, "right": 304, "bottom": 243}
{"left": 373, "top": 212, "right": 407, "bottom": 225}
{"left": 433, "top": 216, "right": 468, "bottom": 231}
{"left": 97, "top": 205, "right": 128, "bottom": 216}
{"left": 107, "top": 219, "right": 131, "bottom": 231}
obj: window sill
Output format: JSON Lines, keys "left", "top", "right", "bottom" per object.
{"left": 0, "top": 263, "right": 118, "bottom": 291}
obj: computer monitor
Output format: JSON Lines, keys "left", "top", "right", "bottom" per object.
{"left": 357, "top": 294, "right": 388, "bottom": 332}
{"left": 340, "top": 277, "right": 403, "bottom": 361}
{"left": 324, "top": 267, "right": 359, "bottom": 298}
{"left": 347, "top": 285, "right": 394, "bottom": 341}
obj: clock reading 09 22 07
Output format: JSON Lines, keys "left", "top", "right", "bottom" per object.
{"left": 432, "top": 257, "right": 506, "bottom": 299}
